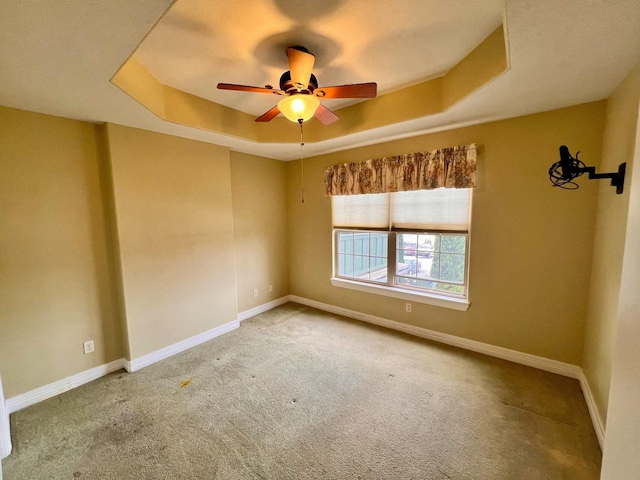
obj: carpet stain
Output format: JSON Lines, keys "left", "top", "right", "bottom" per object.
{"left": 437, "top": 468, "right": 453, "bottom": 479}
{"left": 181, "top": 377, "right": 193, "bottom": 388}
{"left": 96, "top": 412, "right": 147, "bottom": 444}
{"left": 548, "top": 447, "right": 588, "bottom": 470}
{"left": 501, "top": 401, "right": 575, "bottom": 426}
{"left": 3, "top": 304, "right": 602, "bottom": 479}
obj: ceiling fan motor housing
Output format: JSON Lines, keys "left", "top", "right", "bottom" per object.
{"left": 280, "top": 71, "right": 318, "bottom": 93}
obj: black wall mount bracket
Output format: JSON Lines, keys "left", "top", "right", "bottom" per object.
{"left": 549, "top": 145, "right": 626, "bottom": 194}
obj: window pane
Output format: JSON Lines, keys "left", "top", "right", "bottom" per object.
{"left": 392, "top": 232, "right": 467, "bottom": 297}
{"left": 428, "top": 253, "right": 441, "bottom": 280}
{"left": 339, "top": 231, "right": 353, "bottom": 254}
{"left": 435, "top": 282, "right": 465, "bottom": 294}
{"left": 433, "top": 234, "right": 441, "bottom": 252}
{"left": 397, "top": 276, "right": 425, "bottom": 288}
{"left": 353, "top": 255, "right": 370, "bottom": 279}
{"left": 398, "top": 277, "right": 435, "bottom": 289}
{"left": 338, "top": 253, "right": 351, "bottom": 276}
{"left": 398, "top": 233, "right": 417, "bottom": 246}
{"left": 397, "top": 278, "right": 464, "bottom": 296}
{"left": 371, "top": 233, "right": 387, "bottom": 257}
{"left": 418, "top": 234, "right": 436, "bottom": 254}
{"left": 440, "top": 253, "right": 465, "bottom": 283}
{"left": 441, "top": 235, "right": 466, "bottom": 254}
{"left": 335, "top": 229, "right": 465, "bottom": 297}
{"left": 340, "top": 255, "right": 353, "bottom": 277}
{"left": 417, "top": 256, "right": 436, "bottom": 280}
{"left": 370, "top": 257, "right": 388, "bottom": 282}
{"left": 354, "top": 232, "right": 369, "bottom": 256}
{"left": 335, "top": 230, "right": 388, "bottom": 284}
{"left": 399, "top": 246, "right": 417, "bottom": 262}
{"left": 397, "top": 250, "right": 417, "bottom": 275}
{"left": 398, "top": 233, "right": 417, "bottom": 257}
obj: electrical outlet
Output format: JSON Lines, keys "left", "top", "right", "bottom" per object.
{"left": 269, "top": 284, "right": 273, "bottom": 292}
{"left": 405, "top": 303, "right": 412, "bottom": 313}
{"left": 83, "top": 340, "right": 95, "bottom": 354}
{"left": 253, "top": 288, "right": 258, "bottom": 298}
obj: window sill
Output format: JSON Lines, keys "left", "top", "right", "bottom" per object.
{"left": 330, "top": 277, "right": 470, "bottom": 312}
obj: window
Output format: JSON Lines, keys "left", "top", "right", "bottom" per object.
{"left": 332, "top": 188, "right": 472, "bottom": 308}
{"left": 336, "top": 231, "right": 389, "bottom": 282}
{"left": 395, "top": 232, "right": 467, "bottom": 295}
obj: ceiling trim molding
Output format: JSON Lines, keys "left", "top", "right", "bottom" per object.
{"left": 111, "top": 26, "right": 509, "bottom": 145}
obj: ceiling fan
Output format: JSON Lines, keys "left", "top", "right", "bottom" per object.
{"left": 217, "top": 46, "right": 377, "bottom": 125}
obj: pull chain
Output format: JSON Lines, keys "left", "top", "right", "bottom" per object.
{"left": 299, "top": 119, "right": 305, "bottom": 204}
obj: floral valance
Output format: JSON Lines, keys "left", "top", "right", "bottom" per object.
{"left": 323, "top": 143, "right": 477, "bottom": 196}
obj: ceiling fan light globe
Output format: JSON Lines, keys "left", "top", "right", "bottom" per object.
{"left": 278, "top": 95, "right": 320, "bottom": 123}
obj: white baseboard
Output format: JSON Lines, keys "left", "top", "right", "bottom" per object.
{"left": 289, "top": 295, "right": 607, "bottom": 445}
{"left": 125, "top": 319, "right": 240, "bottom": 372}
{"left": 290, "top": 295, "right": 581, "bottom": 379}
{"left": 1, "top": 296, "right": 605, "bottom": 455}
{"left": 290, "top": 295, "right": 608, "bottom": 443}
{"left": 4, "top": 319, "right": 241, "bottom": 417}
{"left": 6, "top": 359, "right": 127, "bottom": 414}
{"left": 238, "top": 296, "right": 290, "bottom": 322}
{"left": 578, "top": 370, "right": 605, "bottom": 448}
{"left": 0, "top": 373, "right": 11, "bottom": 459}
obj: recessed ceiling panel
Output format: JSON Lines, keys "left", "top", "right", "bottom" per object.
{"left": 134, "top": 0, "right": 503, "bottom": 115}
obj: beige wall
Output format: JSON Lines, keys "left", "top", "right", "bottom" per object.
{"left": 106, "top": 124, "right": 238, "bottom": 360}
{"left": 600, "top": 72, "right": 640, "bottom": 480}
{"left": 0, "top": 91, "right": 629, "bottom": 429}
{"left": 0, "top": 107, "right": 123, "bottom": 397}
{"left": 287, "top": 102, "right": 606, "bottom": 365}
{"left": 0, "top": 109, "right": 287, "bottom": 398}
{"left": 230, "top": 152, "right": 289, "bottom": 313}
{"left": 582, "top": 65, "right": 640, "bottom": 427}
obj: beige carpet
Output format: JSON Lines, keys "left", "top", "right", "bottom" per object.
{"left": 2, "top": 303, "right": 601, "bottom": 479}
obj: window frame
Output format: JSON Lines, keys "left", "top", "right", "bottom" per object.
{"left": 332, "top": 228, "right": 471, "bottom": 311}
{"left": 333, "top": 229, "right": 391, "bottom": 286}
{"left": 394, "top": 231, "right": 469, "bottom": 297}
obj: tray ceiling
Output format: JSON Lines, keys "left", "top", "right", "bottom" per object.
{"left": 0, "top": 0, "right": 638, "bottom": 160}
{"left": 134, "top": 0, "right": 503, "bottom": 116}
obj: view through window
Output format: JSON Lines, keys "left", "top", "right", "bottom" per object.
{"left": 332, "top": 188, "right": 472, "bottom": 299}
{"left": 335, "top": 231, "right": 468, "bottom": 297}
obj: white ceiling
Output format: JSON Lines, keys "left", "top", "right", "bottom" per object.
{"left": 134, "top": 0, "right": 503, "bottom": 115}
{"left": 0, "top": 0, "right": 638, "bottom": 161}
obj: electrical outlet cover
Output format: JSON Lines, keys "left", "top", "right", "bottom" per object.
{"left": 83, "top": 340, "right": 95, "bottom": 354}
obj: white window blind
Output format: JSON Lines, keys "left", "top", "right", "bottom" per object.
{"left": 332, "top": 188, "right": 472, "bottom": 232}
{"left": 390, "top": 189, "right": 471, "bottom": 231}
{"left": 332, "top": 193, "right": 389, "bottom": 229}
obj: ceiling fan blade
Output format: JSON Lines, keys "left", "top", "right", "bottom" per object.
{"left": 217, "top": 83, "right": 283, "bottom": 95}
{"left": 314, "top": 104, "right": 339, "bottom": 125}
{"left": 287, "top": 47, "right": 315, "bottom": 90}
{"left": 315, "top": 82, "right": 377, "bottom": 99}
{"left": 255, "top": 105, "right": 281, "bottom": 122}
